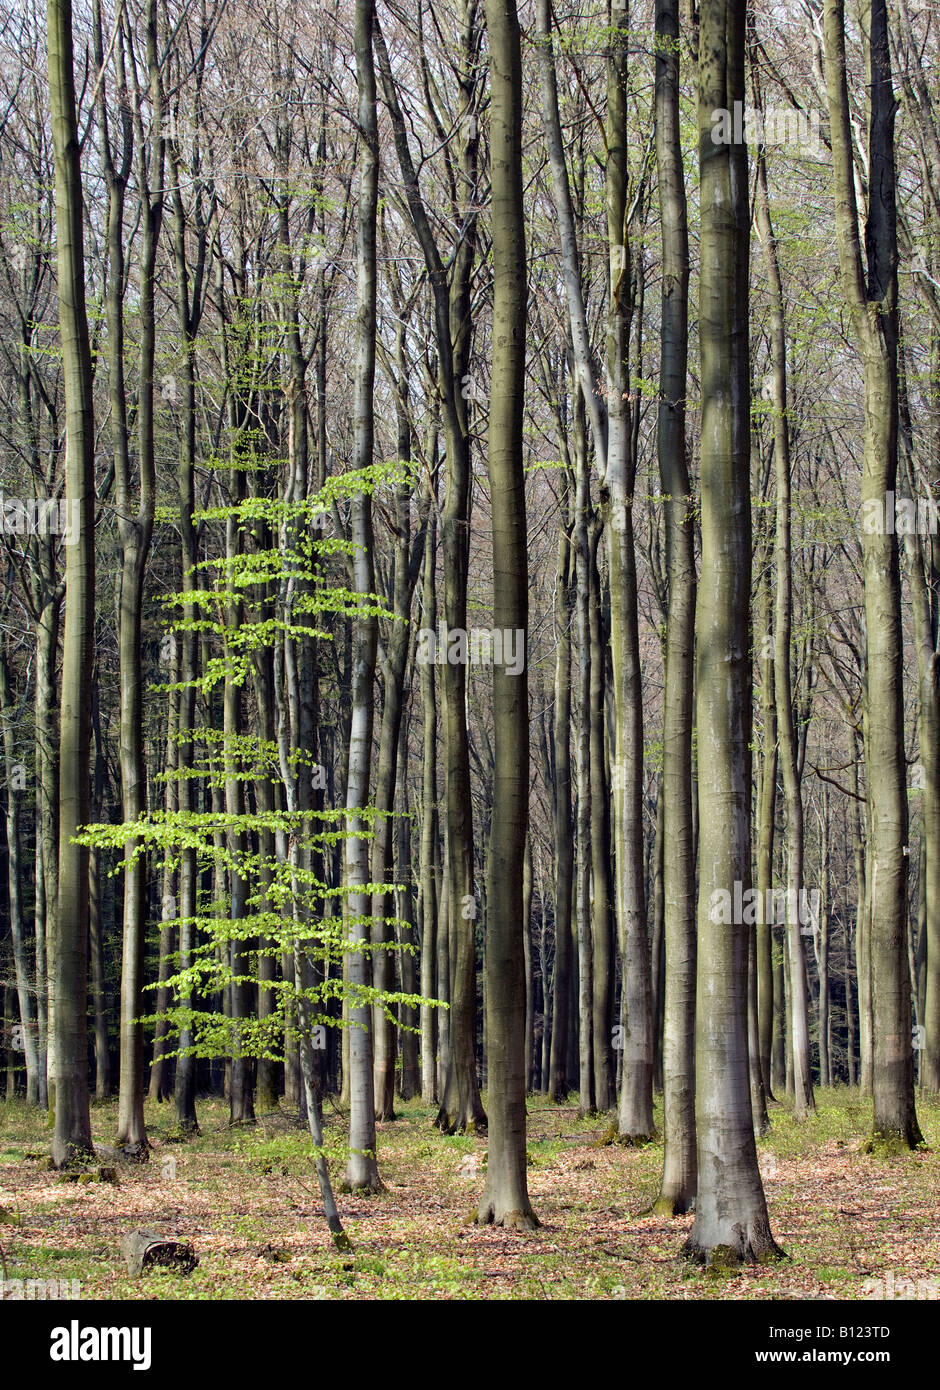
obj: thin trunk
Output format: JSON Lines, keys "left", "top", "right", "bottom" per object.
{"left": 653, "top": 0, "right": 697, "bottom": 1213}
{"left": 48, "top": 0, "right": 95, "bottom": 1167}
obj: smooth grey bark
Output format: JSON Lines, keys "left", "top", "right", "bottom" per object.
{"left": 343, "top": 0, "right": 382, "bottom": 1192}
{"left": 684, "top": 0, "right": 780, "bottom": 1264}
{"left": 607, "top": 1, "right": 654, "bottom": 1145}
{"left": 476, "top": 0, "right": 537, "bottom": 1230}
{"left": 652, "top": 0, "right": 697, "bottom": 1214}
{"left": 756, "top": 551, "right": 777, "bottom": 1101}
{"left": 549, "top": 488, "right": 574, "bottom": 1103}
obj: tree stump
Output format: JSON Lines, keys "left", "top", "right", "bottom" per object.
{"left": 122, "top": 1230, "right": 198, "bottom": 1278}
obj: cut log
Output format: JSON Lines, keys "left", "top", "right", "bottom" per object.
{"left": 122, "top": 1230, "right": 198, "bottom": 1278}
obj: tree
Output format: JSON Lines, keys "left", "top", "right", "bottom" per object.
{"left": 476, "top": 0, "right": 537, "bottom": 1229}
{"left": 343, "top": 0, "right": 382, "bottom": 1192}
{"left": 822, "top": 0, "right": 923, "bottom": 1149}
{"left": 684, "top": 0, "right": 781, "bottom": 1263}
{"left": 47, "top": 0, "right": 95, "bottom": 1168}
{"left": 652, "top": 0, "right": 697, "bottom": 1215}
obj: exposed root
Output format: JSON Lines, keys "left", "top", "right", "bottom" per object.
{"left": 615, "top": 1129, "right": 658, "bottom": 1149}
{"left": 475, "top": 1204, "right": 540, "bottom": 1231}
{"left": 434, "top": 1108, "right": 486, "bottom": 1138}
{"left": 681, "top": 1226, "right": 787, "bottom": 1269}
{"left": 593, "top": 1121, "right": 659, "bottom": 1148}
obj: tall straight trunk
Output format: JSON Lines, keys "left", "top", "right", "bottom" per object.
{"left": 747, "top": 923, "right": 769, "bottom": 1135}
{"left": 48, "top": 0, "right": 95, "bottom": 1167}
{"left": 823, "top": 0, "right": 921, "bottom": 1146}
{"left": 419, "top": 515, "right": 439, "bottom": 1105}
{"left": 35, "top": 586, "right": 59, "bottom": 1112}
{"left": 148, "top": 700, "right": 176, "bottom": 1100}
{"left": 899, "top": 423, "right": 940, "bottom": 1093}
{"left": 436, "top": 834, "right": 451, "bottom": 1103}
{"left": 108, "top": 5, "right": 162, "bottom": 1153}
{"left": 397, "top": 718, "right": 420, "bottom": 1103}
{"left": 588, "top": 528, "right": 615, "bottom": 1110}
{"left": 477, "top": 0, "right": 536, "bottom": 1229}
{"left": 845, "top": 897, "right": 857, "bottom": 1086}
{"left": 224, "top": 556, "right": 254, "bottom": 1128}
{"left": 549, "top": 495, "right": 574, "bottom": 1103}
{"left": 685, "top": 0, "right": 779, "bottom": 1262}
{"left": 370, "top": 355, "right": 414, "bottom": 1120}
{"left": 818, "top": 787, "right": 832, "bottom": 1087}
{"left": 756, "top": 557, "right": 777, "bottom": 1098}
{"left": 89, "top": 685, "right": 110, "bottom": 1101}
{"left": 149, "top": 653, "right": 178, "bottom": 1103}
{"left": 523, "top": 835, "right": 535, "bottom": 1092}
{"left": 853, "top": 747, "right": 872, "bottom": 1093}
{"left": 650, "top": 781, "right": 665, "bottom": 1095}
{"left": 572, "top": 396, "right": 594, "bottom": 1116}
{"left": 0, "top": 652, "right": 40, "bottom": 1103}
{"left": 4, "top": 984, "right": 15, "bottom": 1099}
{"left": 607, "top": 1, "right": 653, "bottom": 1145}
{"left": 88, "top": 847, "right": 109, "bottom": 1101}
{"left": 653, "top": 0, "right": 697, "bottom": 1215}
{"left": 169, "top": 136, "right": 202, "bottom": 1136}
{"left": 752, "top": 52, "right": 814, "bottom": 1120}
{"left": 252, "top": 643, "right": 279, "bottom": 1115}
{"left": 343, "top": 0, "right": 382, "bottom": 1192}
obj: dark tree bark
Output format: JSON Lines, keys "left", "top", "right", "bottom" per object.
{"left": 47, "top": 0, "right": 96, "bottom": 1168}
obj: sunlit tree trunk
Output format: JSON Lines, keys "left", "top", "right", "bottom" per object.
{"left": 343, "top": 0, "right": 382, "bottom": 1192}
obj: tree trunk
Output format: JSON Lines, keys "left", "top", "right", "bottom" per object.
{"left": 549, "top": 490, "right": 574, "bottom": 1103}
{"left": 343, "top": 0, "right": 382, "bottom": 1192}
{"left": 607, "top": 1, "right": 653, "bottom": 1146}
{"left": 823, "top": 0, "right": 922, "bottom": 1147}
{"left": 652, "top": 0, "right": 697, "bottom": 1214}
{"left": 684, "top": 0, "right": 780, "bottom": 1263}
{"left": 477, "top": 0, "right": 537, "bottom": 1229}
{"left": 48, "top": 0, "right": 95, "bottom": 1168}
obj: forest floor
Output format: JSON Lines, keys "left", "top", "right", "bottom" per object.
{"left": 1, "top": 1087, "right": 939, "bottom": 1300}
